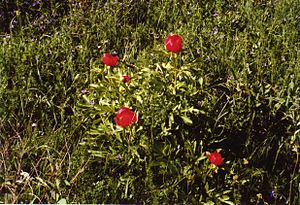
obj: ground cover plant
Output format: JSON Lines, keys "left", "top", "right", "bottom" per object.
{"left": 0, "top": 0, "right": 299, "bottom": 204}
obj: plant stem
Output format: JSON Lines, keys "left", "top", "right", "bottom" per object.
{"left": 172, "top": 53, "right": 178, "bottom": 94}
{"left": 288, "top": 147, "right": 299, "bottom": 205}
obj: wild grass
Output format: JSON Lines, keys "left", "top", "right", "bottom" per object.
{"left": 0, "top": 0, "right": 299, "bottom": 204}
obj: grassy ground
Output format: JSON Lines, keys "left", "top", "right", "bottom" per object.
{"left": 0, "top": 0, "right": 299, "bottom": 204}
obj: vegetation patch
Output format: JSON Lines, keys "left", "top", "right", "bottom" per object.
{"left": 0, "top": 0, "right": 299, "bottom": 204}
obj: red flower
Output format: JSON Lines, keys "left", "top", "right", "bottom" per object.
{"left": 207, "top": 152, "right": 223, "bottom": 166}
{"left": 102, "top": 52, "right": 118, "bottom": 67}
{"left": 122, "top": 75, "right": 131, "bottom": 83}
{"left": 114, "top": 107, "right": 137, "bottom": 127}
{"left": 165, "top": 34, "right": 183, "bottom": 53}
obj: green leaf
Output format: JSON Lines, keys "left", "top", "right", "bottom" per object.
{"left": 36, "top": 177, "right": 49, "bottom": 188}
{"left": 55, "top": 179, "right": 60, "bottom": 191}
{"left": 89, "top": 84, "right": 100, "bottom": 89}
{"left": 82, "top": 94, "right": 91, "bottom": 104}
{"left": 220, "top": 195, "right": 230, "bottom": 201}
{"left": 64, "top": 180, "right": 70, "bottom": 186}
{"left": 181, "top": 115, "right": 193, "bottom": 125}
{"left": 203, "top": 200, "right": 215, "bottom": 205}
{"left": 221, "top": 201, "right": 235, "bottom": 205}
{"left": 57, "top": 198, "right": 67, "bottom": 204}
{"left": 162, "top": 62, "right": 173, "bottom": 70}
{"left": 199, "top": 77, "right": 203, "bottom": 88}
{"left": 195, "top": 155, "right": 207, "bottom": 165}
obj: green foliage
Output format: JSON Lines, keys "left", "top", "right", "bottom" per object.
{"left": 78, "top": 51, "right": 234, "bottom": 203}
{"left": 0, "top": 0, "right": 299, "bottom": 204}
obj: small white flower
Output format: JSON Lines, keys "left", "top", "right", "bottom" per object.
{"left": 21, "top": 171, "right": 31, "bottom": 181}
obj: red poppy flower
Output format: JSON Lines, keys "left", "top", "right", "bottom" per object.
{"left": 114, "top": 107, "right": 137, "bottom": 127}
{"left": 102, "top": 52, "right": 118, "bottom": 67}
{"left": 122, "top": 75, "right": 131, "bottom": 83}
{"left": 207, "top": 151, "right": 223, "bottom": 166}
{"left": 165, "top": 34, "right": 183, "bottom": 53}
